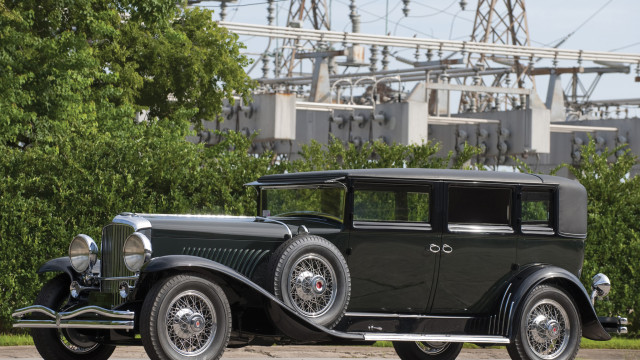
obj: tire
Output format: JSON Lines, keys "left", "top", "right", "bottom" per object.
{"left": 267, "top": 234, "right": 350, "bottom": 328}
{"left": 140, "top": 274, "right": 232, "bottom": 360}
{"left": 393, "top": 341, "right": 463, "bottom": 360}
{"left": 506, "top": 285, "right": 581, "bottom": 360}
{"left": 31, "top": 274, "right": 116, "bottom": 360}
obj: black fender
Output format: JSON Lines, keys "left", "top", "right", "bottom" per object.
{"left": 37, "top": 257, "right": 101, "bottom": 279}
{"left": 136, "top": 255, "right": 362, "bottom": 343}
{"left": 500, "top": 265, "right": 610, "bottom": 341}
{"left": 37, "top": 257, "right": 75, "bottom": 277}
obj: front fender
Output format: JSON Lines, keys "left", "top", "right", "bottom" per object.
{"left": 37, "top": 257, "right": 74, "bottom": 277}
{"left": 504, "top": 265, "right": 610, "bottom": 341}
{"left": 137, "top": 255, "right": 362, "bottom": 343}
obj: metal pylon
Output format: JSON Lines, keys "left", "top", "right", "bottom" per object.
{"left": 460, "top": 0, "right": 533, "bottom": 112}
{"left": 276, "top": 0, "right": 331, "bottom": 78}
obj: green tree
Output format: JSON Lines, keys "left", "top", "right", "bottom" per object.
{"left": 562, "top": 140, "right": 640, "bottom": 333}
{"left": 0, "top": 0, "right": 255, "bottom": 331}
{"left": 0, "top": 0, "right": 254, "bottom": 148}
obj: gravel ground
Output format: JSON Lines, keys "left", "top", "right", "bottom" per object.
{"left": 1, "top": 345, "right": 639, "bottom": 360}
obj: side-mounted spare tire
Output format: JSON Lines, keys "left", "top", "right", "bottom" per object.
{"left": 267, "top": 234, "right": 350, "bottom": 328}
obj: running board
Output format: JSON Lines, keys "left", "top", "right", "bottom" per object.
{"left": 362, "top": 333, "right": 511, "bottom": 344}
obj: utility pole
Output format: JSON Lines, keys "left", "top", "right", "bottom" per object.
{"left": 461, "top": 0, "right": 533, "bottom": 112}
{"left": 277, "top": 0, "right": 332, "bottom": 78}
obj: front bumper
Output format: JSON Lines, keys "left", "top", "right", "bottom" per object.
{"left": 12, "top": 305, "right": 134, "bottom": 330}
{"left": 598, "top": 316, "right": 628, "bottom": 335}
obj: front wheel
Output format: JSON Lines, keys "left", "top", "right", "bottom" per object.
{"left": 140, "top": 274, "right": 231, "bottom": 360}
{"left": 393, "top": 341, "right": 463, "bottom": 360}
{"left": 506, "top": 285, "right": 581, "bottom": 360}
{"left": 31, "top": 274, "right": 116, "bottom": 360}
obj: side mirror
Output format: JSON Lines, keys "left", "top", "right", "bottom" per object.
{"left": 591, "top": 273, "right": 611, "bottom": 305}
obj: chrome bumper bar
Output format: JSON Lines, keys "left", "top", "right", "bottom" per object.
{"left": 12, "top": 305, "right": 134, "bottom": 330}
{"left": 598, "top": 316, "right": 628, "bottom": 335}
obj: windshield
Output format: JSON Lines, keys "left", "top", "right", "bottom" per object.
{"left": 260, "top": 185, "right": 346, "bottom": 223}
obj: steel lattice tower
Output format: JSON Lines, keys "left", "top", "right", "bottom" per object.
{"left": 276, "top": 0, "right": 331, "bottom": 78}
{"left": 461, "top": 0, "right": 533, "bottom": 111}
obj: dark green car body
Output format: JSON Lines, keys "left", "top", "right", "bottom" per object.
{"left": 14, "top": 168, "right": 623, "bottom": 359}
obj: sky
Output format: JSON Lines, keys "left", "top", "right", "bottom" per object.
{"left": 194, "top": 0, "right": 640, "bottom": 115}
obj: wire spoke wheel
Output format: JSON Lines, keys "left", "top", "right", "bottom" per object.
{"left": 163, "top": 290, "right": 217, "bottom": 357}
{"left": 416, "top": 341, "right": 451, "bottom": 355}
{"left": 58, "top": 330, "right": 100, "bottom": 354}
{"left": 287, "top": 254, "right": 337, "bottom": 317}
{"left": 508, "top": 285, "right": 580, "bottom": 360}
{"left": 524, "top": 299, "right": 570, "bottom": 359}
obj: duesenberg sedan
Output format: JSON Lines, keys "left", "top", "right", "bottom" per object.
{"left": 13, "top": 169, "right": 626, "bottom": 360}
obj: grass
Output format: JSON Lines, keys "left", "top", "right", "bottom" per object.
{"left": 0, "top": 334, "right": 34, "bottom": 346}
{"left": 1, "top": 334, "right": 639, "bottom": 349}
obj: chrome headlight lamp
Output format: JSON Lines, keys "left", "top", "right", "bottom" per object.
{"left": 123, "top": 232, "right": 152, "bottom": 272}
{"left": 68, "top": 234, "right": 99, "bottom": 273}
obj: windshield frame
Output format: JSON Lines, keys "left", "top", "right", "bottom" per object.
{"left": 258, "top": 183, "right": 347, "bottom": 223}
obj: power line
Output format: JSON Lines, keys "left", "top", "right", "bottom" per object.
{"left": 197, "top": 0, "right": 287, "bottom": 8}
{"left": 609, "top": 41, "right": 640, "bottom": 52}
{"left": 333, "top": 0, "right": 433, "bottom": 37}
{"left": 412, "top": 0, "right": 473, "bottom": 22}
{"left": 545, "top": 0, "right": 614, "bottom": 48}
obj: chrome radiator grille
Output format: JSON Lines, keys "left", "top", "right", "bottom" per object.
{"left": 101, "top": 223, "right": 135, "bottom": 305}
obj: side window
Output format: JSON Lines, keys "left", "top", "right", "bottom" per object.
{"left": 448, "top": 186, "right": 512, "bottom": 232}
{"left": 521, "top": 190, "right": 554, "bottom": 234}
{"left": 353, "top": 185, "right": 430, "bottom": 224}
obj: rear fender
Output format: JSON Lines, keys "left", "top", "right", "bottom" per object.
{"left": 503, "top": 265, "right": 610, "bottom": 341}
{"left": 136, "top": 255, "right": 362, "bottom": 343}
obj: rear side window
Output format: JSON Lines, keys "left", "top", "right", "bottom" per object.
{"left": 448, "top": 186, "right": 512, "bottom": 230}
{"left": 521, "top": 190, "right": 554, "bottom": 234}
{"left": 354, "top": 186, "right": 430, "bottom": 223}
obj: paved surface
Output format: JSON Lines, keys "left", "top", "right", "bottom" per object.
{"left": 1, "top": 346, "right": 639, "bottom": 360}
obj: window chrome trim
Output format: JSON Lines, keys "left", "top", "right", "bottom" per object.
{"left": 521, "top": 225, "right": 555, "bottom": 236}
{"left": 448, "top": 224, "right": 514, "bottom": 234}
{"left": 352, "top": 221, "right": 432, "bottom": 231}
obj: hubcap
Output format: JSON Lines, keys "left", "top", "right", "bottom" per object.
{"left": 164, "top": 290, "right": 216, "bottom": 356}
{"left": 525, "top": 299, "right": 570, "bottom": 359}
{"left": 416, "top": 341, "right": 450, "bottom": 355}
{"left": 287, "top": 254, "right": 337, "bottom": 317}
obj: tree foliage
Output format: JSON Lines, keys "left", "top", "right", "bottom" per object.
{"left": 0, "top": 0, "right": 254, "bottom": 149}
{"left": 562, "top": 140, "right": 640, "bottom": 333}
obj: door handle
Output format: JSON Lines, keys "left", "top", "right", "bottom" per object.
{"left": 442, "top": 244, "right": 453, "bottom": 254}
{"left": 429, "top": 244, "right": 440, "bottom": 253}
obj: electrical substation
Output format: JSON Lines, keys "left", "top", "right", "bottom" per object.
{"left": 187, "top": 0, "right": 640, "bottom": 176}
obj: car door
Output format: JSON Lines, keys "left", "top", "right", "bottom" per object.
{"left": 429, "top": 183, "right": 517, "bottom": 315}
{"left": 346, "top": 181, "right": 441, "bottom": 313}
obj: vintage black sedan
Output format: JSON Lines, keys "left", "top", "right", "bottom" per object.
{"left": 13, "top": 169, "right": 626, "bottom": 360}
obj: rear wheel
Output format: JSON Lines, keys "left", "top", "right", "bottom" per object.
{"left": 140, "top": 274, "right": 231, "bottom": 360}
{"left": 506, "top": 285, "right": 581, "bottom": 360}
{"left": 393, "top": 341, "right": 463, "bottom": 360}
{"left": 31, "top": 274, "right": 116, "bottom": 360}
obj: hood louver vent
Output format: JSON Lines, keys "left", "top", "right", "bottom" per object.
{"left": 182, "top": 247, "right": 270, "bottom": 278}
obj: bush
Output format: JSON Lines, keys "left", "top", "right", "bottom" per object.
{"left": 563, "top": 140, "right": 640, "bottom": 334}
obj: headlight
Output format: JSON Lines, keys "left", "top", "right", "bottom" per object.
{"left": 69, "top": 234, "right": 98, "bottom": 273}
{"left": 123, "top": 232, "right": 152, "bottom": 272}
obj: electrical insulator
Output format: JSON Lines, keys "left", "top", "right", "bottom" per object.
{"left": 351, "top": 114, "right": 366, "bottom": 128}
{"left": 459, "top": 0, "right": 467, "bottom": 11}
{"left": 402, "top": 0, "right": 410, "bottom": 17}
{"left": 330, "top": 115, "right": 345, "bottom": 128}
